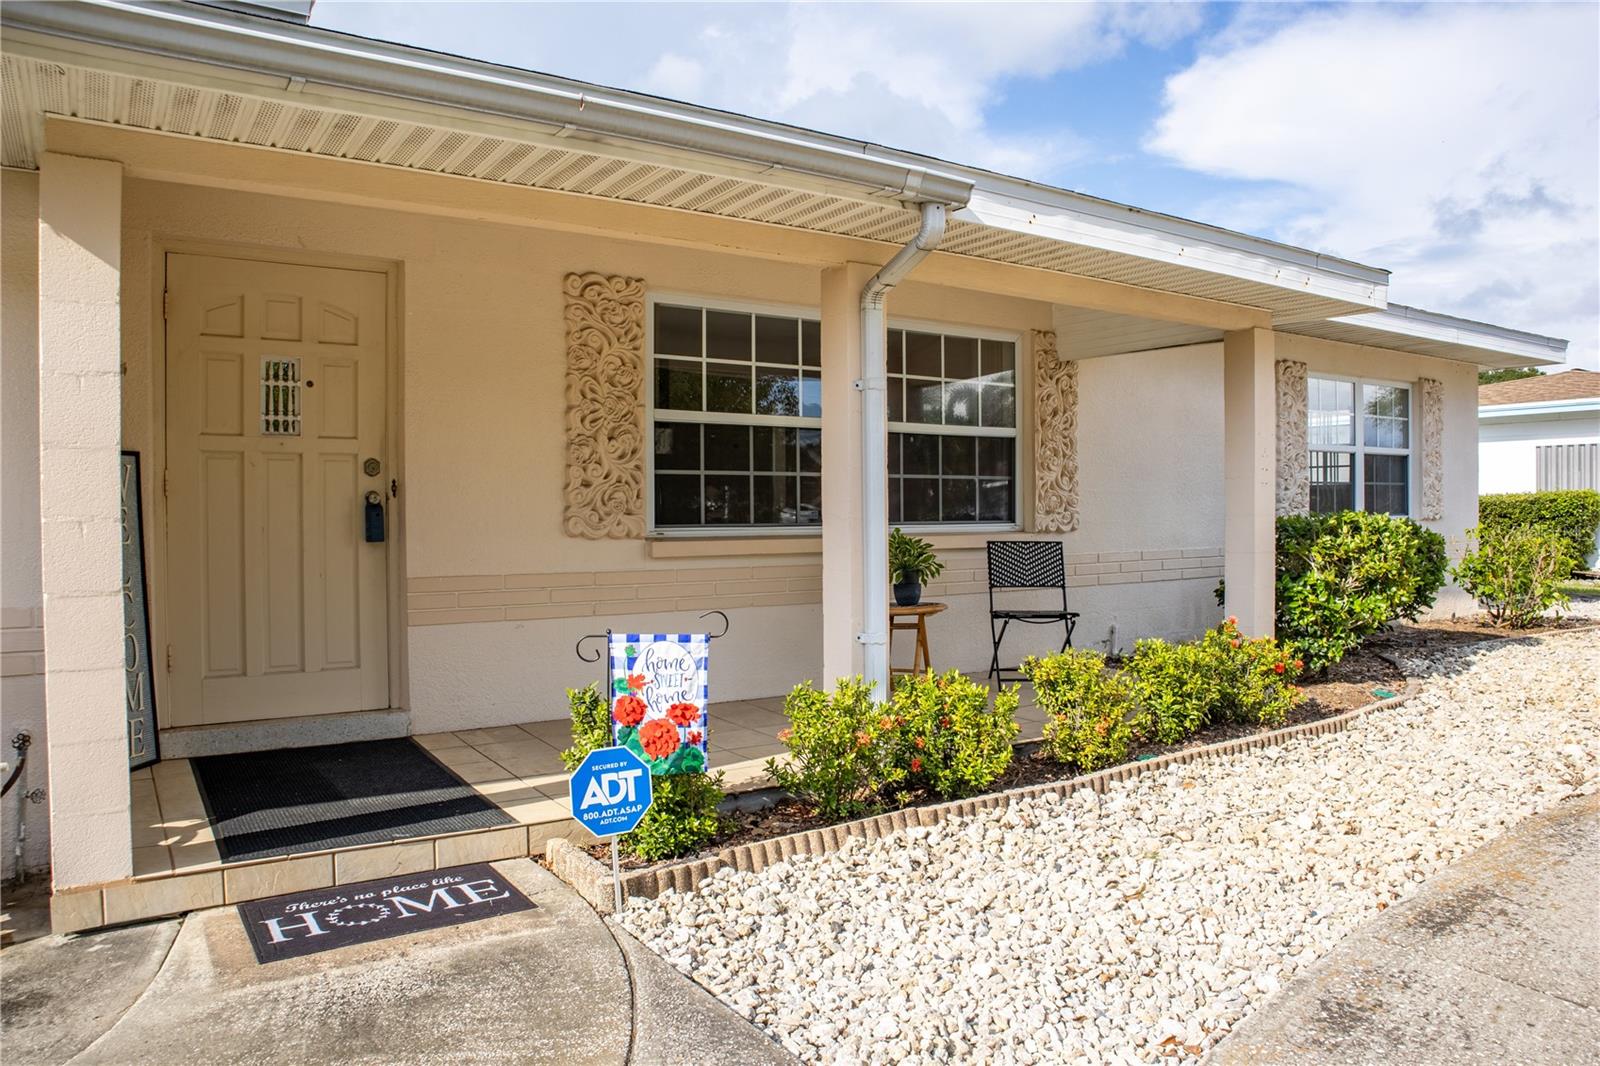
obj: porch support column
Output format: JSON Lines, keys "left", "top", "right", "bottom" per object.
{"left": 38, "top": 151, "right": 130, "bottom": 890}
{"left": 819, "top": 263, "right": 877, "bottom": 687}
{"left": 1222, "top": 327, "right": 1276, "bottom": 637}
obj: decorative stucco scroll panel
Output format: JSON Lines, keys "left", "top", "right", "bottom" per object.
{"left": 1275, "top": 359, "right": 1309, "bottom": 516}
{"left": 563, "top": 272, "right": 646, "bottom": 539}
{"left": 1033, "top": 330, "right": 1079, "bottom": 533}
{"left": 1419, "top": 377, "right": 1444, "bottom": 522}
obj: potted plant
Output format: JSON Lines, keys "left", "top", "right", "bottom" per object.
{"left": 889, "top": 527, "right": 944, "bottom": 607}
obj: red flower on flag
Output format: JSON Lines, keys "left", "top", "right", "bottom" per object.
{"left": 688, "top": 730, "right": 703, "bottom": 746}
{"left": 612, "top": 695, "right": 647, "bottom": 727}
{"left": 640, "top": 719, "right": 680, "bottom": 758}
{"left": 627, "top": 673, "right": 647, "bottom": 693}
{"left": 667, "top": 701, "right": 701, "bottom": 727}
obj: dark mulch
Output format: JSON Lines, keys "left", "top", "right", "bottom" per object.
{"left": 578, "top": 618, "right": 1592, "bottom": 873}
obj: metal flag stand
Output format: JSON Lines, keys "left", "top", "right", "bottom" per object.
{"left": 573, "top": 610, "right": 731, "bottom": 912}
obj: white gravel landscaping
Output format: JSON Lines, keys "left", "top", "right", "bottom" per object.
{"left": 619, "top": 630, "right": 1600, "bottom": 1065}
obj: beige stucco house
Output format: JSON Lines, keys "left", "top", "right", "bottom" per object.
{"left": 0, "top": 1, "right": 1570, "bottom": 931}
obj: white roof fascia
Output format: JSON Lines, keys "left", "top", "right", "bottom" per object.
{"left": 1, "top": 0, "right": 1395, "bottom": 313}
{"left": 1478, "top": 397, "right": 1600, "bottom": 420}
{"left": 958, "top": 187, "right": 1387, "bottom": 314}
{"left": 1330, "top": 304, "right": 1569, "bottom": 364}
{"left": 0, "top": 0, "right": 975, "bottom": 207}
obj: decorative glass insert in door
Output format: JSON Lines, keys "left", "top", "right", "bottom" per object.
{"left": 260, "top": 357, "right": 302, "bottom": 435}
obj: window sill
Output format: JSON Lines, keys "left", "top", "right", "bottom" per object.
{"left": 647, "top": 535, "right": 822, "bottom": 559}
{"left": 645, "top": 526, "right": 1033, "bottom": 558}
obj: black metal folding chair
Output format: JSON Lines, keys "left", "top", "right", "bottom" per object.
{"left": 986, "top": 540, "right": 1080, "bottom": 682}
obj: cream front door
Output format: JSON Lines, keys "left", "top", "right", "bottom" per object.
{"left": 166, "top": 254, "right": 390, "bottom": 726}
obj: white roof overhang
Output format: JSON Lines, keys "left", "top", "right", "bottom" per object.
{"left": 1478, "top": 397, "right": 1599, "bottom": 420}
{"left": 1280, "top": 305, "right": 1569, "bottom": 370}
{"left": 2, "top": 0, "right": 1390, "bottom": 325}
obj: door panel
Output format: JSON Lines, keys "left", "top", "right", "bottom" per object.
{"left": 167, "top": 254, "right": 390, "bottom": 727}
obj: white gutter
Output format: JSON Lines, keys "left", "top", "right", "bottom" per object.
{"left": 1478, "top": 397, "right": 1600, "bottom": 420}
{"left": 0, "top": 0, "right": 974, "bottom": 206}
{"left": 858, "top": 203, "right": 949, "bottom": 696}
{"left": 1329, "top": 304, "right": 1569, "bottom": 363}
{"left": 1, "top": 2, "right": 1394, "bottom": 314}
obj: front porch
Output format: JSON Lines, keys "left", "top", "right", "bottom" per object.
{"left": 99, "top": 689, "right": 1053, "bottom": 928}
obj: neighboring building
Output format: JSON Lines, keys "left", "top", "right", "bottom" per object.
{"left": 0, "top": 2, "right": 1569, "bottom": 929}
{"left": 1479, "top": 369, "right": 1600, "bottom": 493}
{"left": 1478, "top": 368, "right": 1600, "bottom": 566}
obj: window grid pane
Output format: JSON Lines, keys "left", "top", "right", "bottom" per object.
{"left": 885, "top": 327, "right": 1018, "bottom": 527}
{"left": 891, "top": 433, "right": 1015, "bottom": 525}
{"left": 1306, "top": 375, "right": 1412, "bottom": 518}
{"left": 651, "top": 301, "right": 823, "bottom": 529}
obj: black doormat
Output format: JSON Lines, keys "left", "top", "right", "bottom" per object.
{"left": 238, "top": 862, "right": 534, "bottom": 963}
{"left": 192, "top": 738, "right": 515, "bottom": 864}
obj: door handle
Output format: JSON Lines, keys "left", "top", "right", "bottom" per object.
{"left": 364, "top": 490, "right": 386, "bottom": 543}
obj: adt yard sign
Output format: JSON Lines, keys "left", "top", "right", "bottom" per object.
{"left": 570, "top": 746, "right": 654, "bottom": 838}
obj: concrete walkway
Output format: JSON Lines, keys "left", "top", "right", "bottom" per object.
{"left": 1212, "top": 791, "right": 1600, "bottom": 1065}
{"left": 1, "top": 859, "right": 793, "bottom": 1066}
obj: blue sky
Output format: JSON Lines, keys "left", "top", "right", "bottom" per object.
{"left": 313, "top": 2, "right": 1599, "bottom": 370}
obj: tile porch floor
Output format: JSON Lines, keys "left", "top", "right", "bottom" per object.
{"left": 134, "top": 684, "right": 1049, "bottom": 881}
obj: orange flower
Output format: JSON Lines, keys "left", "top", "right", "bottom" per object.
{"left": 1273, "top": 662, "right": 1286, "bottom": 674}
{"left": 1226, "top": 616, "right": 1238, "bottom": 626}
{"left": 639, "top": 719, "right": 680, "bottom": 759}
{"left": 666, "top": 701, "right": 701, "bottom": 727}
{"left": 612, "top": 695, "right": 647, "bottom": 727}
{"left": 879, "top": 716, "right": 893, "bottom": 731}
{"left": 1294, "top": 660, "right": 1304, "bottom": 671}
{"left": 910, "top": 757, "right": 923, "bottom": 773}
{"left": 777, "top": 727, "right": 792, "bottom": 743}
{"left": 913, "top": 736, "right": 926, "bottom": 750}
{"left": 1230, "top": 639, "right": 1241, "bottom": 649}
{"left": 855, "top": 731, "right": 871, "bottom": 749}
{"left": 626, "top": 673, "right": 647, "bottom": 693}
{"left": 940, "top": 716, "right": 952, "bottom": 729}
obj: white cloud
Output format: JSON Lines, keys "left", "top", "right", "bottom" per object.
{"left": 314, "top": 1, "right": 1200, "bottom": 177}
{"left": 1147, "top": 3, "right": 1600, "bottom": 369}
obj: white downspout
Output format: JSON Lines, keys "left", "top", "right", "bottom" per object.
{"left": 857, "top": 202, "right": 949, "bottom": 697}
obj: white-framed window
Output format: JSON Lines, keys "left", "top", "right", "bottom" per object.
{"left": 887, "top": 324, "right": 1019, "bottom": 527}
{"left": 648, "top": 297, "right": 822, "bottom": 529}
{"left": 646, "top": 298, "right": 1022, "bottom": 532}
{"left": 1307, "top": 374, "right": 1412, "bottom": 516}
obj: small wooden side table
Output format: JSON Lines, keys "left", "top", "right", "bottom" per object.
{"left": 889, "top": 601, "right": 947, "bottom": 677}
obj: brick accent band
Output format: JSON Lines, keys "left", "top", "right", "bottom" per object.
{"left": 407, "top": 547, "right": 1224, "bottom": 627}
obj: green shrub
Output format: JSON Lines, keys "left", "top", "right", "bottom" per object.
{"left": 1201, "top": 620, "right": 1302, "bottom": 728}
{"left": 560, "top": 683, "right": 725, "bottom": 859}
{"left": 1479, "top": 490, "right": 1600, "bottom": 573}
{"left": 559, "top": 683, "right": 611, "bottom": 771}
{"left": 1022, "top": 649, "right": 1136, "bottom": 771}
{"left": 622, "top": 770, "right": 727, "bottom": 861}
{"left": 888, "top": 670, "right": 1019, "bottom": 800}
{"left": 1453, "top": 524, "right": 1577, "bottom": 628}
{"left": 1126, "top": 622, "right": 1302, "bottom": 744}
{"left": 1271, "top": 511, "right": 1448, "bottom": 671}
{"left": 1125, "top": 638, "right": 1223, "bottom": 744}
{"left": 766, "top": 678, "right": 903, "bottom": 820}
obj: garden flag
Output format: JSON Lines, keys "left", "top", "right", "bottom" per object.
{"left": 608, "top": 633, "right": 710, "bottom": 775}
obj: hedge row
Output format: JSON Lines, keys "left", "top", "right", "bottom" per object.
{"left": 1479, "top": 489, "right": 1600, "bottom": 568}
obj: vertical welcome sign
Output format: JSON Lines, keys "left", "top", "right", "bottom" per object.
{"left": 608, "top": 633, "right": 709, "bottom": 775}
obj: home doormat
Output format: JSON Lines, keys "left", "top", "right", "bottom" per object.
{"left": 192, "top": 738, "right": 515, "bottom": 864}
{"left": 238, "top": 862, "right": 533, "bottom": 963}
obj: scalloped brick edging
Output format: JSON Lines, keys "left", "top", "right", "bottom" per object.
{"left": 548, "top": 679, "right": 1422, "bottom": 914}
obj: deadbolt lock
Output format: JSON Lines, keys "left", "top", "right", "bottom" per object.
{"left": 363, "top": 457, "right": 381, "bottom": 477}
